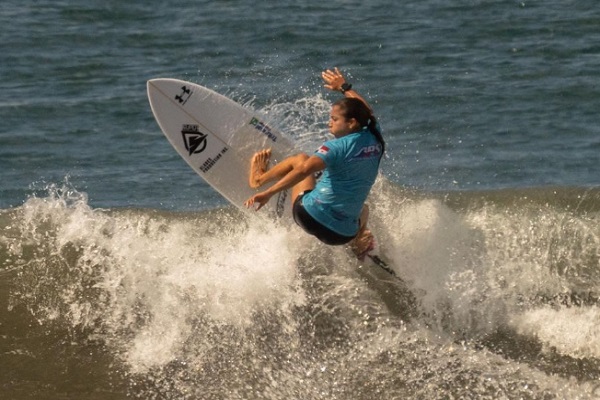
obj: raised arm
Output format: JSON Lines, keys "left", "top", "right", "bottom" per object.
{"left": 321, "top": 67, "right": 373, "bottom": 113}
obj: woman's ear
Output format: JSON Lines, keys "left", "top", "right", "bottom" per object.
{"left": 349, "top": 118, "right": 361, "bottom": 130}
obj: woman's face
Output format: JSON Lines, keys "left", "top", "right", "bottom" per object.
{"left": 328, "top": 105, "right": 359, "bottom": 138}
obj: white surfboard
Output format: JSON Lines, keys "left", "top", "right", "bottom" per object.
{"left": 147, "top": 78, "right": 296, "bottom": 218}
{"left": 147, "top": 78, "right": 397, "bottom": 275}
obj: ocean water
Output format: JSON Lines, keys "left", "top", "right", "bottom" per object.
{"left": 1, "top": 0, "right": 600, "bottom": 399}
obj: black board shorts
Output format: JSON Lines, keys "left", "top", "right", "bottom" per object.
{"left": 293, "top": 191, "right": 356, "bottom": 246}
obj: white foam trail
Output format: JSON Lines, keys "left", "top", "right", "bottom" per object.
{"left": 369, "top": 182, "right": 495, "bottom": 331}
{"left": 368, "top": 179, "right": 600, "bottom": 340}
{"left": 14, "top": 186, "right": 307, "bottom": 373}
{"left": 511, "top": 306, "right": 600, "bottom": 359}
{"left": 108, "top": 218, "right": 306, "bottom": 373}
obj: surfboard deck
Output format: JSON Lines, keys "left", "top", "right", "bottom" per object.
{"left": 147, "top": 78, "right": 295, "bottom": 219}
{"left": 147, "top": 78, "right": 396, "bottom": 276}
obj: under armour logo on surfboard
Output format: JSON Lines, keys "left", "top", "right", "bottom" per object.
{"left": 175, "top": 86, "right": 192, "bottom": 105}
{"left": 181, "top": 124, "right": 208, "bottom": 155}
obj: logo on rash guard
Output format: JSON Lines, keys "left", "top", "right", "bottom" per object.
{"left": 317, "top": 145, "right": 330, "bottom": 155}
{"left": 351, "top": 144, "right": 381, "bottom": 160}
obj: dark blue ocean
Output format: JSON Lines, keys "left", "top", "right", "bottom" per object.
{"left": 1, "top": 1, "right": 600, "bottom": 399}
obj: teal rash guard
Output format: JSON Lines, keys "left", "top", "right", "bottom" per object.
{"left": 301, "top": 126, "right": 383, "bottom": 237}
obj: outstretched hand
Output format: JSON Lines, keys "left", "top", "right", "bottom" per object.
{"left": 322, "top": 67, "right": 346, "bottom": 92}
{"left": 244, "top": 191, "right": 273, "bottom": 211}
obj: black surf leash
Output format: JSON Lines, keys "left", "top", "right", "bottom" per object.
{"left": 367, "top": 254, "right": 397, "bottom": 276}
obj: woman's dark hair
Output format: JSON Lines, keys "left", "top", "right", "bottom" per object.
{"left": 333, "top": 97, "right": 385, "bottom": 157}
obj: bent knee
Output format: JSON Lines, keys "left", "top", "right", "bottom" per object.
{"left": 295, "top": 153, "right": 310, "bottom": 161}
{"left": 290, "top": 152, "right": 310, "bottom": 165}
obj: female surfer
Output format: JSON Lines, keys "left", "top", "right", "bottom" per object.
{"left": 244, "top": 67, "right": 385, "bottom": 259}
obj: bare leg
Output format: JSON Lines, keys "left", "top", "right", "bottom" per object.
{"left": 350, "top": 204, "right": 375, "bottom": 259}
{"left": 289, "top": 154, "right": 316, "bottom": 205}
{"left": 249, "top": 150, "right": 316, "bottom": 196}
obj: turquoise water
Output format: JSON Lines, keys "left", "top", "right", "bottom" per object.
{"left": 1, "top": 1, "right": 600, "bottom": 398}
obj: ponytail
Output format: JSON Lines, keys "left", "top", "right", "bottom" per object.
{"left": 367, "top": 116, "right": 385, "bottom": 160}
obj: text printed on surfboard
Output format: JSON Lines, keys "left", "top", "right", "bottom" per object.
{"left": 250, "top": 117, "right": 277, "bottom": 143}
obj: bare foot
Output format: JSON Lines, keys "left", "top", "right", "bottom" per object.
{"left": 248, "top": 149, "right": 271, "bottom": 189}
{"left": 350, "top": 228, "right": 375, "bottom": 260}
